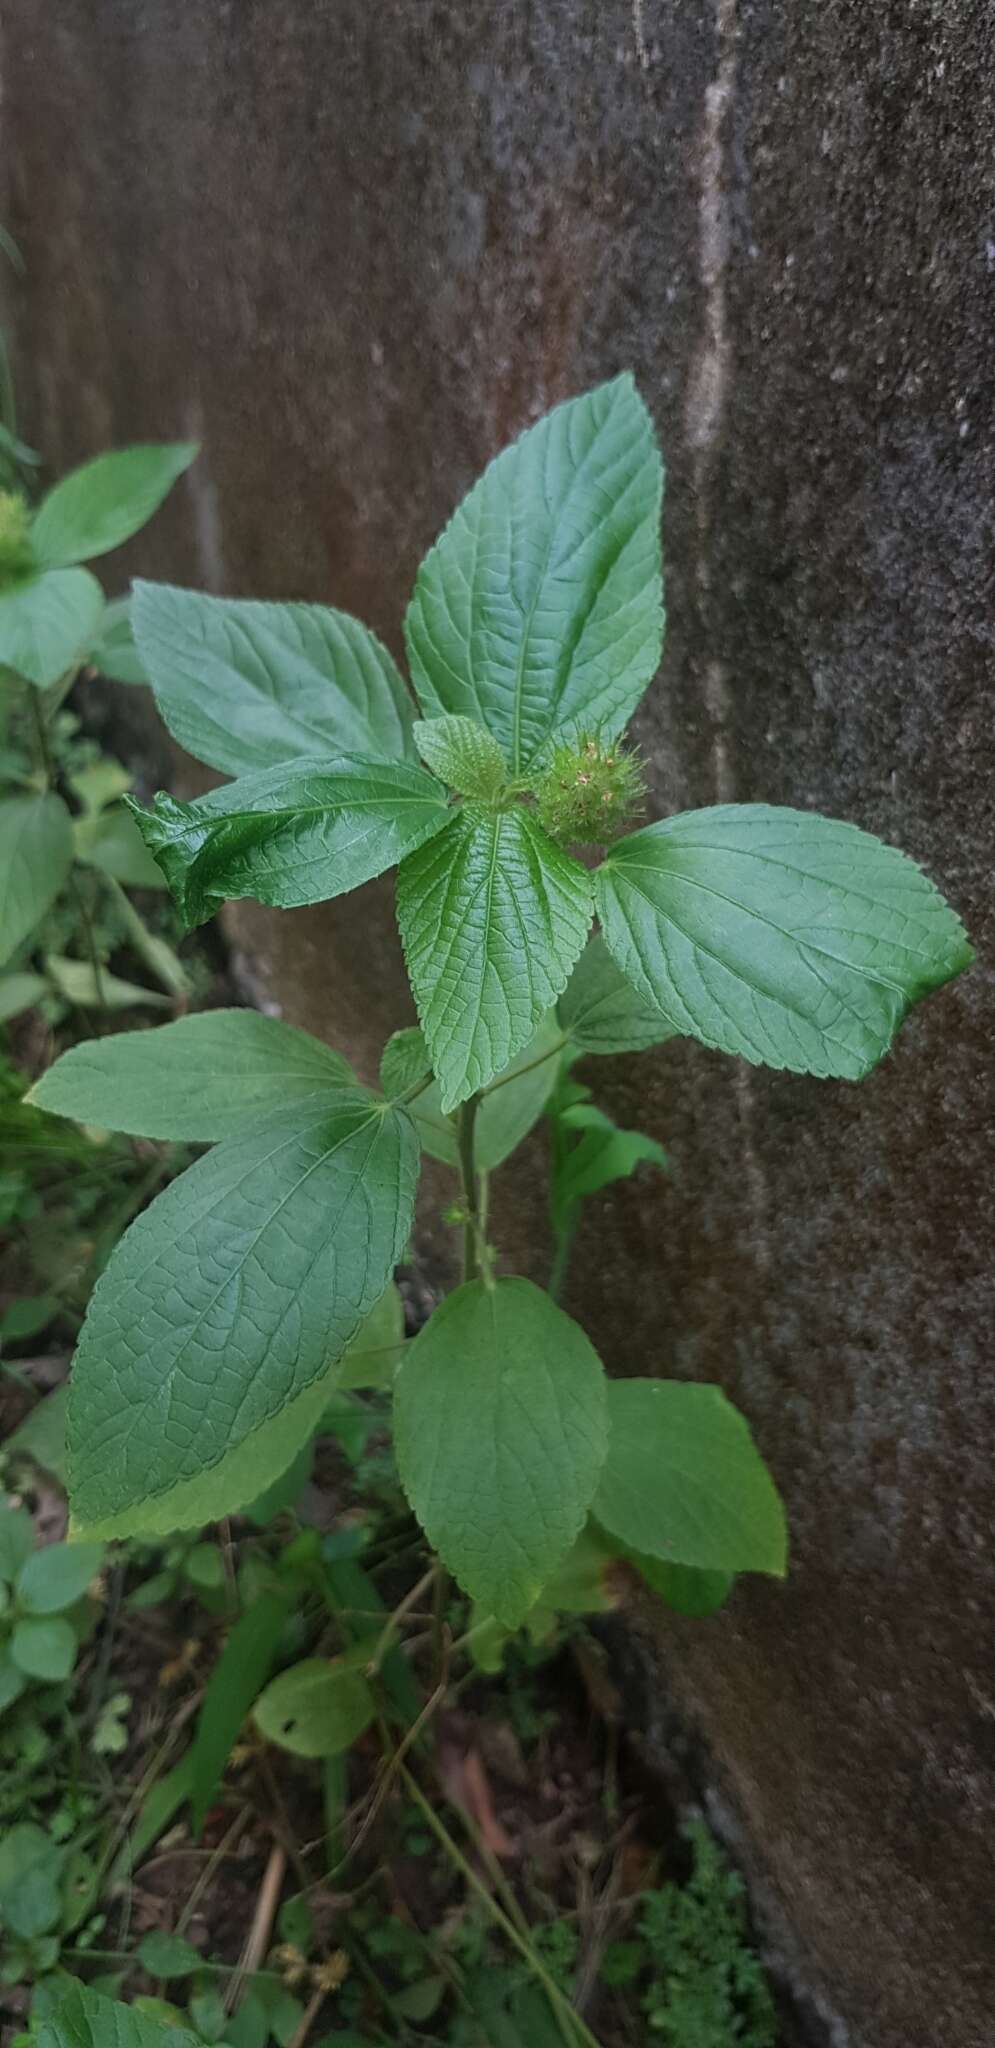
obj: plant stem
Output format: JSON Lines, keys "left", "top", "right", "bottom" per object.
{"left": 27, "top": 678, "right": 106, "bottom": 1018}
{"left": 548, "top": 1221, "right": 576, "bottom": 1304}
{"left": 457, "top": 1092, "right": 482, "bottom": 1283}
{"left": 399, "top": 1764, "right": 603, "bottom": 2048}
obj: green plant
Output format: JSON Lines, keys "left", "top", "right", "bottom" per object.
{"left": 629, "top": 1823, "right": 778, "bottom": 2045}
{"left": 0, "top": 437, "right": 195, "bottom": 1019}
{"left": 29, "top": 374, "right": 970, "bottom": 1627}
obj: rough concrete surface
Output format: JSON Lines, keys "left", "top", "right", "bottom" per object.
{"left": 1, "top": 5, "right": 992, "bottom": 2042}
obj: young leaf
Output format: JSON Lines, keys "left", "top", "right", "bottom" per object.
{"left": 30, "top": 444, "right": 196, "bottom": 567}
{"left": 597, "top": 805, "right": 973, "bottom": 1080}
{"left": 559, "top": 933, "right": 677, "bottom": 1054}
{"left": 132, "top": 582, "right": 416, "bottom": 775}
{"left": 35, "top": 1981, "right": 201, "bottom": 2048}
{"left": 189, "top": 1590, "right": 290, "bottom": 1833}
{"left": 11, "top": 1614, "right": 77, "bottom": 1681}
{"left": 130, "top": 755, "right": 450, "bottom": 928}
{"left": 31, "top": 1008, "right": 355, "bottom": 1141}
{"left": 16, "top": 1540, "right": 104, "bottom": 1614}
{"left": 67, "top": 1091, "right": 420, "bottom": 1536}
{"left": 393, "top": 1278, "right": 608, "bottom": 1626}
{"left": 253, "top": 1655, "right": 375, "bottom": 1758}
{"left": 552, "top": 1104, "right": 668, "bottom": 1229}
{"left": 0, "top": 793, "right": 74, "bottom": 964}
{"left": 406, "top": 374, "right": 664, "bottom": 772}
{"left": 382, "top": 1016, "right": 563, "bottom": 1171}
{"left": 593, "top": 1379, "right": 787, "bottom": 1576}
{"left": 0, "top": 568, "right": 104, "bottom": 687}
{"left": 397, "top": 803, "right": 592, "bottom": 1110}
{"left": 413, "top": 714, "right": 507, "bottom": 796}
{"left": 135, "top": 1932, "right": 203, "bottom": 1979}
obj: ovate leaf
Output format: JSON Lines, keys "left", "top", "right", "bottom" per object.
{"left": 16, "top": 1540, "right": 104, "bottom": 1614}
{"left": 413, "top": 715, "right": 507, "bottom": 796}
{"left": 593, "top": 1379, "right": 786, "bottom": 1576}
{"left": 397, "top": 803, "right": 591, "bottom": 1110}
{"left": 406, "top": 374, "right": 664, "bottom": 772}
{"left": 0, "top": 793, "right": 74, "bottom": 964}
{"left": 0, "top": 1823, "right": 63, "bottom": 1937}
{"left": 67, "top": 1090, "right": 420, "bottom": 1536}
{"left": 11, "top": 1614, "right": 77, "bottom": 1681}
{"left": 132, "top": 582, "right": 416, "bottom": 775}
{"left": 393, "top": 1278, "right": 608, "bottom": 1626}
{"left": 559, "top": 933, "right": 677, "bottom": 1054}
{"left": 381, "top": 1016, "right": 563, "bottom": 1170}
{"left": 36, "top": 1981, "right": 201, "bottom": 2048}
{"left": 130, "top": 756, "right": 450, "bottom": 928}
{"left": 0, "top": 568, "right": 104, "bottom": 687}
{"left": 136, "top": 1932, "right": 202, "bottom": 1979}
{"left": 597, "top": 805, "right": 973, "bottom": 1080}
{"left": 254, "top": 1655, "right": 375, "bottom": 1758}
{"left": 31, "top": 444, "right": 197, "bottom": 566}
{"left": 31, "top": 1008, "right": 354, "bottom": 1141}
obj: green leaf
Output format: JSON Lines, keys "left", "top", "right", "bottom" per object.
{"left": 16, "top": 1540, "right": 104, "bottom": 1613}
{"left": 393, "top": 1278, "right": 608, "bottom": 1626}
{"left": 0, "top": 1498, "right": 35, "bottom": 1581}
{"left": 132, "top": 582, "right": 416, "bottom": 776}
{"left": 36, "top": 1981, "right": 201, "bottom": 2048}
{"left": 336, "top": 1281, "right": 406, "bottom": 1390}
{"left": 397, "top": 803, "right": 592, "bottom": 1110}
{"left": 187, "top": 1988, "right": 226, "bottom": 2044}
{"left": 136, "top": 1932, "right": 203, "bottom": 1980}
{"left": 30, "top": 443, "right": 197, "bottom": 567}
{"left": 130, "top": 756, "right": 450, "bottom": 929}
{"left": 405, "top": 374, "right": 664, "bottom": 773}
{"left": 88, "top": 594, "right": 148, "bottom": 684}
{"left": 0, "top": 794, "right": 74, "bottom": 965}
{"left": 11, "top": 1614, "right": 77, "bottom": 1680}
{"left": 0, "top": 1822, "right": 63, "bottom": 1938}
{"left": 0, "top": 1648, "right": 26, "bottom": 1712}
{"left": 627, "top": 1552, "right": 734, "bottom": 1616}
{"left": 67, "top": 1090, "right": 419, "bottom": 1536}
{"left": 6, "top": 1385, "right": 68, "bottom": 1480}
{"left": 184, "top": 1542, "right": 225, "bottom": 1592}
{"left": 0, "top": 970, "right": 48, "bottom": 1021}
{"left": 254, "top": 1654, "right": 375, "bottom": 1758}
{"left": 552, "top": 1104, "right": 668, "bottom": 1229}
{"left": 381, "top": 1015, "right": 563, "bottom": 1171}
{"left": 413, "top": 715, "right": 507, "bottom": 796}
{"left": 0, "top": 569, "right": 104, "bottom": 687}
{"left": 1, "top": 1292, "right": 60, "bottom": 1341}
{"left": 45, "top": 954, "right": 172, "bottom": 1011}
{"left": 597, "top": 805, "right": 973, "bottom": 1080}
{"left": 593, "top": 1379, "right": 787, "bottom": 1576}
{"left": 190, "top": 1590, "right": 291, "bottom": 1833}
{"left": 74, "top": 806, "right": 168, "bottom": 889}
{"left": 559, "top": 933, "right": 677, "bottom": 1054}
{"left": 30, "top": 1009, "right": 354, "bottom": 1141}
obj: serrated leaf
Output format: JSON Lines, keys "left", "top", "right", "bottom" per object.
{"left": 31, "top": 444, "right": 196, "bottom": 567}
{"left": 132, "top": 581, "right": 416, "bottom": 775}
{"left": 130, "top": 755, "right": 450, "bottom": 929}
{"left": 31, "top": 1009, "right": 354, "bottom": 1141}
{"left": 405, "top": 374, "right": 664, "bottom": 772}
{"left": 11, "top": 1614, "right": 77, "bottom": 1681}
{"left": 393, "top": 1278, "right": 608, "bottom": 1626}
{"left": 413, "top": 715, "right": 507, "bottom": 796}
{"left": 597, "top": 805, "right": 973, "bottom": 1080}
{"left": 36, "top": 1981, "right": 201, "bottom": 2048}
{"left": 593, "top": 1379, "right": 786, "bottom": 1576}
{"left": 189, "top": 1590, "right": 290, "bottom": 1833}
{"left": 67, "top": 1090, "right": 420, "bottom": 1536}
{"left": 381, "top": 1016, "right": 563, "bottom": 1170}
{"left": 88, "top": 594, "right": 148, "bottom": 684}
{"left": 559, "top": 933, "right": 677, "bottom": 1054}
{"left": 0, "top": 793, "right": 74, "bottom": 965}
{"left": 0, "top": 568, "right": 105, "bottom": 687}
{"left": 254, "top": 1655, "right": 375, "bottom": 1758}
{"left": 16, "top": 1540, "right": 104, "bottom": 1614}
{"left": 397, "top": 803, "right": 592, "bottom": 1110}
{"left": 45, "top": 954, "right": 172, "bottom": 1011}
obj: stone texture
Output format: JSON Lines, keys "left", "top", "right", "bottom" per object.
{"left": 2, "top": 4, "right": 992, "bottom": 2042}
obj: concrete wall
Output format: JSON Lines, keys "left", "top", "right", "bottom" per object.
{"left": 2, "top": 5, "right": 992, "bottom": 2041}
